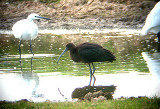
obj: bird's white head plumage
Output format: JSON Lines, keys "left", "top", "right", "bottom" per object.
{"left": 27, "top": 13, "right": 40, "bottom": 20}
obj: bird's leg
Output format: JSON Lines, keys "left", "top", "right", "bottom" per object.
{"left": 19, "top": 40, "right": 21, "bottom": 61}
{"left": 30, "top": 40, "right": 34, "bottom": 72}
{"left": 19, "top": 40, "right": 23, "bottom": 72}
{"left": 157, "top": 32, "right": 160, "bottom": 43}
{"left": 92, "top": 63, "right": 96, "bottom": 86}
{"left": 88, "top": 63, "right": 92, "bottom": 86}
{"left": 19, "top": 40, "right": 22, "bottom": 71}
{"left": 30, "top": 40, "right": 34, "bottom": 56}
{"left": 31, "top": 56, "right": 33, "bottom": 73}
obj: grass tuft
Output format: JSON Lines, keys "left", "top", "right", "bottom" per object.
{"left": 0, "top": 97, "right": 160, "bottom": 109}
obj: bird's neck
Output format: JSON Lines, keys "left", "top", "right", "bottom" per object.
{"left": 70, "top": 48, "right": 76, "bottom": 54}
{"left": 70, "top": 48, "right": 81, "bottom": 62}
{"left": 27, "top": 18, "right": 34, "bottom": 22}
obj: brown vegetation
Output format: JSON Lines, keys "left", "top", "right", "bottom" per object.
{"left": 0, "top": 0, "right": 158, "bottom": 30}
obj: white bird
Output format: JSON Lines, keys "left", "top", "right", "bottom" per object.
{"left": 141, "top": 1, "right": 160, "bottom": 42}
{"left": 12, "top": 13, "right": 51, "bottom": 62}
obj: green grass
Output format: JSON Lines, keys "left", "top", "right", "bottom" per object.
{"left": 0, "top": 97, "right": 160, "bottom": 109}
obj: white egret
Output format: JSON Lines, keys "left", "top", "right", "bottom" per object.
{"left": 12, "top": 13, "right": 51, "bottom": 62}
{"left": 141, "top": 1, "right": 160, "bottom": 43}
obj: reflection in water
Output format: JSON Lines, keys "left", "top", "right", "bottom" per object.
{"left": 141, "top": 52, "right": 160, "bottom": 98}
{"left": 0, "top": 65, "right": 41, "bottom": 101}
{"left": 21, "top": 70, "right": 40, "bottom": 98}
{"left": 141, "top": 42, "right": 160, "bottom": 98}
{"left": 0, "top": 31, "right": 160, "bottom": 101}
{"left": 0, "top": 58, "right": 42, "bottom": 101}
{"left": 20, "top": 57, "right": 41, "bottom": 98}
{"left": 1, "top": 72, "right": 160, "bottom": 101}
{"left": 142, "top": 52, "right": 160, "bottom": 79}
{"left": 142, "top": 42, "right": 160, "bottom": 79}
{"left": 20, "top": 56, "right": 33, "bottom": 72}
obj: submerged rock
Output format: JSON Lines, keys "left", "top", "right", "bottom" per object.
{"left": 84, "top": 90, "right": 113, "bottom": 101}
{"left": 72, "top": 85, "right": 116, "bottom": 101}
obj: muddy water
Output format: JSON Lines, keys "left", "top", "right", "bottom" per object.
{"left": 0, "top": 30, "right": 160, "bottom": 102}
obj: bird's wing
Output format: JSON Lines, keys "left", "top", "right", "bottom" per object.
{"left": 12, "top": 20, "right": 38, "bottom": 40}
{"left": 12, "top": 20, "right": 26, "bottom": 39}
{"left": 78, "top": 45, "right": 115, "bottom": 63}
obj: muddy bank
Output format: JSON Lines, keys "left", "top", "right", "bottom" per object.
{"left": 0, "top": 0, "right": 157, "bottom": 30}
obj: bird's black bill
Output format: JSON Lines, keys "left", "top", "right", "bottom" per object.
{"left": 57, "top": 48, "right": 68, "bottom": 64}
{"left": 37, "top": 16, "right": 51, "bottom": 20}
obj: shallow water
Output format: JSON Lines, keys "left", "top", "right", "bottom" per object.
{"left": 0, "top": 30, "right": 160, "bottom": 102}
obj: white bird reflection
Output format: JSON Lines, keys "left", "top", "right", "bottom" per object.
{"left": 0, "top": 57, "right": 42, "bottom": 101}
{"left": 19, "top": 56, "right": 43, "bottom": 98}
{"left": 0, "top": 69, "right": 41, "bottom": 101}
{"left": 142, "top": 52, "right": 160, "bottom": 80}
{"left": 21, "top": 70, "right": 41, "bottom": 98}
{"left": 141, "top": 44, "right": 160, "bottom": 98}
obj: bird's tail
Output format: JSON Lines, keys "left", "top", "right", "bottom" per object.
{"left": 105, "top": 49, "right": 116, "bottom": 62}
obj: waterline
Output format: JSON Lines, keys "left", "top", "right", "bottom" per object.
{"left": 0, "top": 28, "right": 141, "bottom": 35}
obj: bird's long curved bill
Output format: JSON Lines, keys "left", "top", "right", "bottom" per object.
{"left": 37, "top": 16, "right": 51, "bottom": 20}
{"left": 57, "top": 48, "right": 68, "bottom": 64}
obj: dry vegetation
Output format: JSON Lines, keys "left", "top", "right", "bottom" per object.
{"left": 0, "top": 0, "right": 158, "bottom": 30}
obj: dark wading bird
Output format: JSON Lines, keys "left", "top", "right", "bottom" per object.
{"left": 12, "top": 13, "right": 51, "bottom": 63}
{"left": 57, "top": 42, "right": 116, "bottom": 86}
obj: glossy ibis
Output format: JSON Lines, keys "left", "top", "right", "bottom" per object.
{"left": 141, "top": 1, "right": 160, "bottom": 43}
{"left": 12, "top": 13, "right": 51, "bottom": 62}
{"left": 57, "top": 42, "right": 116, "bottom": 86}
